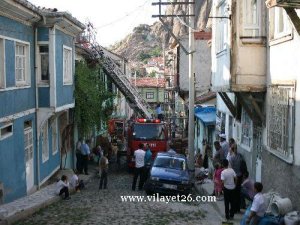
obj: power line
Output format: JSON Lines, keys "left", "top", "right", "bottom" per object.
{"left": 95, "top": 0, "right": 152, "bottom": 29}
{"left": 166, "top": 0, "right": 199, "bottom": 32}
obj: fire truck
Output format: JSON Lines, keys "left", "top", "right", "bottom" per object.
{"left": 127, "top": 118, "right": 168, "bottom": 168}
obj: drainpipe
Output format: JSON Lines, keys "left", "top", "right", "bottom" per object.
{"left": 34, "top": 26, "right": 41, "bottom": 190}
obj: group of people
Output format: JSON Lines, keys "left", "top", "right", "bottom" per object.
{"left": 132, "top": 143, "right": 153, "bottom": 191}
{"left": 55, "top": 173, "right": 84, "bottom": 200}
{"left": 212, "top": 134, "right": 265, "bottom": 224}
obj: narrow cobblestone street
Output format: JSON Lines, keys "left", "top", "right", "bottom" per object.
{"left": 14, "top": 163, "right": 223, "bottom": 225}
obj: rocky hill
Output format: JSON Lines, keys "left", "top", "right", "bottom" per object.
{"left": 110, "top": 0, "right": 212, "bottom": 63}
{"left": 110, "top": 23, "right": 166, "bottom": 63}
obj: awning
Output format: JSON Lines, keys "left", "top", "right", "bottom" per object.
{"left": 194, "top": 106, "right": 216, "bottom": 126}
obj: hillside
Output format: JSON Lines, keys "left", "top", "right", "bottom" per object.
{"left": 110, "top": 23, "right": 167, "bottom": 63}
{"left": 110, "top": 0, "right": 212, "bottom": 68}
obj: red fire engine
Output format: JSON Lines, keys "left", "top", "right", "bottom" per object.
{"left": 127, "top": 118, "right": 168, "bottom": 168}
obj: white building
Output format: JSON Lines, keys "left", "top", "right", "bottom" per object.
{"left": 263, "top": 1, "right": 300, "bottom": 210}
{"left": 211, "top": 0, "right": 267, "bottom": 181}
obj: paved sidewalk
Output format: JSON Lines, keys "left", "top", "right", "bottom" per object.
{"left": 194, "top": 180, "right": 243, "bottom": 225}
{"left": 0, "top": 166, "right": 98, "bottom": 225}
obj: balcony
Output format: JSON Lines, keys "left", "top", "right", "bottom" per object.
{"left": 211, "top": 0, "right": 267, "bottom": 93}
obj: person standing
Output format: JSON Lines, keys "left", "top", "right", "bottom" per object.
{"left": 213, "top": 163, "right": 224, "bottom": 200}
{"left": 132, "top": 143, "right": 146, "bottom": 191}
{"left": 230, "top": 144, "right": 247, "bottom": 213}
{"left": 56, "top": 175, "right": 70, "bottom": 200}
{"left": 144, "top": 144, "right": 152, "bottom": 180}
{"left": 219, "top": 134, "right": 229, "bottom": 159}
{"left": 213, "top": 141, "right": 225, "bottom": 164}
{"left": 156, "top": 103, "right": 164, "bottom": 121}
{"left": 246, "top": 182, "right": 266, "bottom": 225}
{"left": 81, "top": 139, "right": 91, "bottom": 175}
{"left": 99, "top": 153, "right": 109, "bottom": 190}
{"left": 76, "top": 138, "right": 83, "bottom": 173}
{"left": 221, "top": 159, "right": 236, "bottom": 220}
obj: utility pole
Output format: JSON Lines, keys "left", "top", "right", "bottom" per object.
{"left": 187, "top": 2, "right": 195, "bottom": 173}
{"left": 151, "top": 0, "right": 195, "bottom": 168}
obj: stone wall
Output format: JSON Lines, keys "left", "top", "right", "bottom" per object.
{"left": 262, "top": 150, "right": 300, "bottom": 210}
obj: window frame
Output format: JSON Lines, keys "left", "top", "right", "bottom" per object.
{"left": 38, "top": 44, "right": 49, "bottom": 84}
{"left": 24, "top": 124, "right": 33, "bottom": 163}
{"left": 0, "top": 123, "right": 13, "bottom": 140}
{"left": 42, "top": 120, "right": 49, "bottom": 163}
{"left": 269, "top": 7, "right": 293, "bottom": 44}
{"left": 51, "top": 118, "right": 58, "bottom": 155}
{"left": 15, "top": 42, "right": 30, "bottom": 87}
{"left": 266, "top": 84, "right": 295, "bottom": 163}
{"left": 63, "top": 45, "right": 73, "bottom": 85}
{"left": 146, "top": 92, "right": 155, "bottom": 99}
{"left": 215, "top": 0, "right": 227, "bottom": 54}
{"left": 164, "top": 92, "right": 169, "bottom": 101}
{"left": 0, "top": 39, "right": 5, "bottom": 89}
{"left": 242, "top": 0, "right": 263, "bottom": 39}
{"left": 240, "top": 108, "right": 253, "bottom": 151}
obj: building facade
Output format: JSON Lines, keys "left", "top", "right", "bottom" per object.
{"left": 0, "top": 1, "right": 84, "bottom": 203}
{"left": 211, "top": 0, "right": 300, "bottom": 209}
{"left": 132, "top": 77, "right": 166, "bottom": 114}
{"left": 211, "top": 0, "right": 267, "bottom": 180}
{"left": 263, "top": 1, "right": 300, "bottom": 210}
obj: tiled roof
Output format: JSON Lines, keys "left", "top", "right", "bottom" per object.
{"left": 131, "top": 78, "right": 166, "bottom": 88}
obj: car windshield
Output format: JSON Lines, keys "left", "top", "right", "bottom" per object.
{"left": 133, "top": 124, "right": 165, "bottom": 140}
{"left": 153, "top": 157, "right": 186, "bottom": 170}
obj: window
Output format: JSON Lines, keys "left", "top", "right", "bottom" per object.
{"left": 241, "top": 108, "right": 252, "bottom": 148}
{"left": 15, "top": 42, "right": 29, "bottom": 86}
{"left": 0, "top": 124, "right": 13, "bottom": 140}
{"left": 39, "top": 45, "right": 49, "bottom": 82}
{"left": 216, "top": 1, "right": 227, "bottom": 53}
{"left": 51, "top": 119, "right": 58, "bottom": 155}
{"left": 0, "top": 39, "right": 5, "bottom": 89}
{"left": 243, "top": 0, "right": 261, "bottom": 37}
{"left": 267, "top": 85, "right": 295, "bottom": 161}
{"left": 146, "top": 92, "right": 154, "bottom": 99}
{"left": 164, "top": 92, "right": 169, "bottom": 101}
{"left": 63, "top": 46, "right": 72, "bottom": 84}
{"left": 24, "top": 122, "right": 33, "bottom": 163}
{"left": 216, "top": 111, "right": 226, "bottom": 135}
{"left": 42, "top": 121, "right": 49, "bottom": 162}
{"left": 274, "top": 7, "right": 292, "bottom": 39}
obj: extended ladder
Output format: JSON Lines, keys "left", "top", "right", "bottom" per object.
{"left": 89, "top": 43, "right": 152, "bottom": 118}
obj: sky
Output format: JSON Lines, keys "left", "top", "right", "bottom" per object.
{"left": 29, "top": 0, "right": 160, "bottom": 47}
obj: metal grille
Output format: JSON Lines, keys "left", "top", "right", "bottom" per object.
{"left": 267, "top": 86, "right": 294, "bottom": 157}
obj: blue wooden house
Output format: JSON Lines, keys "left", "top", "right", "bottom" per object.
{"left": 0, "top": 0, "right": 84, "bottom": 203}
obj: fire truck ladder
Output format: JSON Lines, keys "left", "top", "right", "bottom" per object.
{"left": 89, "top": 43, "right": 152, "bottom": 119}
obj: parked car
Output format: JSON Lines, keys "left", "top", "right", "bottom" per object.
{"left": 144, "top": 152, "right": 192, "bottom": 195}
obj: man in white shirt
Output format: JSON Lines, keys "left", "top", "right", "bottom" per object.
{"left": 132, "top": 143, "right": 146, "bottom": 191}
{"left": 246, "top": 182, "right": 266, "bottom": 225}
{"left": 221, "top": 159, "right": 236, "bottom": 220}
{"left": 56, "top": 175, "right": 70, "bottom": 200}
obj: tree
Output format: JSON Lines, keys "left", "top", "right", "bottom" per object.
{"left": 74, "top": 60, "right": 115, "bottom": 137}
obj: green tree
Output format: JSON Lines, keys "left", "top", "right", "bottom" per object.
{"left": 74, "top": 60, "right": 115, "bottom": 137}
